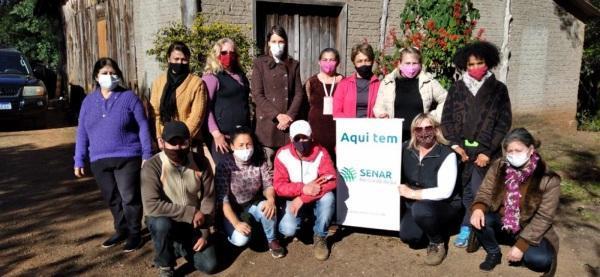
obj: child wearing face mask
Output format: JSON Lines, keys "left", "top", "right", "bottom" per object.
{"left": 214, "top": 127, "right": 285, "bottom": 258}
{"left": 305, "top": 48, "right": 344, "bottom": 160}
{"left": 373, "top": 47, "right": 447, "bottom": 141}
{"left": 440, "top": 41, "right": 512, "bottom": 249}
{"left": 251, "top": 25, "right": 305, "bottom": 170}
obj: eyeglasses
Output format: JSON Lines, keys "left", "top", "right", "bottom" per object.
{"left": 414, "top": 126, "right": 434, "bottom": 133}
{"left": 220, "top": 51, "right": 236, "bottom": 56}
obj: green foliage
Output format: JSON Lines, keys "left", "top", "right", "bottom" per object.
{"left": 0, "top": 0, "right": 59, "bottom": 67}
{"left": 577, "top": 0, "right": 600, "bottom": 131}
{"left": 377, "top": 0, "right": 481, "bottom": 88}
{"left": 147, "top": 15, "right": 255, "bottom": 74}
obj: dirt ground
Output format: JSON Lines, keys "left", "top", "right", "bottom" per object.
{"left": 0, "top": 109, "right": 598, "bottom": 277}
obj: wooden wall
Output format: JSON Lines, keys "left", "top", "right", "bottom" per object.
{"left": 62, "top": 0, "right": 137, "bottom": 93}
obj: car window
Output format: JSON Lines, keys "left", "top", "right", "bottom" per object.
{"left": 0, "top": 52, "right": 31, "bottom": 75}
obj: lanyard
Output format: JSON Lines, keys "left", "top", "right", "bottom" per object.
{"left": 321, "top": 78, "right": 336, "bottom": 97}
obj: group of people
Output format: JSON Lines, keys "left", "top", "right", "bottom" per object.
{"left": 74, "top": 25, "right": 560, "bottom": 277}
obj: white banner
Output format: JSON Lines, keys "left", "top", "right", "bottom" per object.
{"left": 335, "top": 118, "right": 403, "bottom": 231}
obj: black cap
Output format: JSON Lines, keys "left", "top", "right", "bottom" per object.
{"left": 162, "top": 121, "right": 190, "bottom": 142}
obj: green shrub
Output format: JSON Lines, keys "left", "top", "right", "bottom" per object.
{"left": 377, "top": 0, "right": 481, "bottom": 88}
{"left": 146, "top": 15, "right": 255, "bottom": 74}
{"left": 577, "top": 111, "right": 600, "bottom": 131}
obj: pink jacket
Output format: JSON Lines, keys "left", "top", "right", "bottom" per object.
{"left": 333, "top": 73, "right": 380, "bottom": 118}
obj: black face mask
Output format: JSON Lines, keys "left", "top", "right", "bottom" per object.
{"left": 293, "top": 140, "right": 312, "bottom": 156}
{"left": 168, "top": 62, "right": 190, "bottom": 76}
{"left": 355, "top": 64, "right": 374, "bottom": 79}
{"left": 164, "top": 147, "right": 190, "bottom": 164}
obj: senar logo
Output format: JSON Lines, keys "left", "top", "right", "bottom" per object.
{"left": 339, "top": 167, "right": 357, "bottom": 182}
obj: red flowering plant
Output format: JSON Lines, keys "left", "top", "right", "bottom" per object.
{"left": 376, "top": 0, "right": 483, "bottom": 88}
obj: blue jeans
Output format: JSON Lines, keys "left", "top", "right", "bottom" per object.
{"left": 146, "top": 216, "right": 217, "bottom": 273}
{"left": 279, "top": 191, "right": 335, "bottom": 238}
{"left": 223, "top": 200, "right": 277, "bottom": 246}
{"left": 475, "top": 212, "right": 555, "bottom": 273}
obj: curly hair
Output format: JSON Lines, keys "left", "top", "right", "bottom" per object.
{"left": 204, "top": 38, "right": 238, "bottom": 75}
{"left": 453, "top": 41, "right": 500, "bottom": 71}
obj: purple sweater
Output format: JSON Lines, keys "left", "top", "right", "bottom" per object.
{"left": 74, "top": 89, "right": 153, "bottom": 167}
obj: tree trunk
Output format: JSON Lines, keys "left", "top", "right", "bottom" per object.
{"left": 498, "top": 0, "right": 512, "bottom": 83}
{"left": 379, "top": 0, "right": 390, "bottom": 50}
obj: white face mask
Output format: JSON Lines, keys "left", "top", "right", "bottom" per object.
{"left": 233, "top": 148, "right": 254, "bottom": 162}
{"left": 506, "top": 152, "right": 530, "bottom": 167}
{"left": 269, "top": 43, "right": 285, "bottom": 59}
{"left": 98, "top": 74, "right": 120, "bottom": 90}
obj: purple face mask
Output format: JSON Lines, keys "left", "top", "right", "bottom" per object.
{"left": 399, "top": 64, "right": 422, "bottom": 79}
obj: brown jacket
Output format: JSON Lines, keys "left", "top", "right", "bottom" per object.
{"left": 473, "top": 158, "right": 560, "bottom": 276}
{"left": 149, "top": 73, "right": 207, "bottom": 139}
{"left": 141, "top": 151, "right": 215, "bottom": 239}
{"left": 251, "top": 55, "right": 304, "bottom": 148}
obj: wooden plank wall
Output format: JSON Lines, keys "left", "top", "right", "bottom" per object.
{"left": 62, "top": 0, "right": 137, "bottom": 93}
{"left": 265, "top": 14, "right": 339, "bottom": 82}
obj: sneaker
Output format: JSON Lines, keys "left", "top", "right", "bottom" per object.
{"left": 424, "top": 243, "right": 447, "bottom": 266}
{"left": 268, "top": 239, "right": 285, "bottom": 259}
{"left": 454, "top": 226, "right": 470, "bottom": 248}
{"left": 479, "top": 252, "right": 502, "bottom": 271}
{"left": 101, "top": 233, "right": 127, "bottom": 248}
{"left": 123, "top": 235, "right": 142, "bottom": 253}
{"left": 158, "top": 266, "right": 174, "bottom": 277}
{"left": 313, "top": 235, "right": 330, "bottom": 261}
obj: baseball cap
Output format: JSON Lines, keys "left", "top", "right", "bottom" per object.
{"left": 289, "top": 120, "right": 312, "bottom": 139}
{"left": 162, "top": 121, "right": 190, "bottom": 142}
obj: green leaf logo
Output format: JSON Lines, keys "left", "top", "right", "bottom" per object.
{"left": 340, "top": 167, "right": 357, "bottom": 183}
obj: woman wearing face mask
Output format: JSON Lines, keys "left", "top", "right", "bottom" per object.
{"left": 470, "top": 128, "right": 560, "bottom": 276}
{"left": 398, "top": 113, "right": 461, "bottom": 266}
{"left": 333, "top": 42, "right": 380, "bottom": 118}
{"left": 251, "top": 25, "right": 304, "bottom": 169}
{"left": 214, "top": 127, "right": 285, "bottom": 258}
{"left": 202, "top": 38, "right": 251, "bottom": 165}
{"left": 150, "top": 41, "right": 207, "bottom": 149}
{"left": 373, "top": 47, "right": 447, "bottom": 141}
{"left": 440, "top": 41, "right": 512, "bottom": 249}
{"left": 305, "top": 48, "right": 343, "bottom": 160}
{"left": 74, "top": 57, "right": 152, "bottom": 252}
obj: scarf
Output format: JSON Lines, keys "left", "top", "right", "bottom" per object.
{"left": 462, "top": 71, "right": 492, "bottom": 96}
{"left": 159, "top": 67, "right": 189, "bottom": 124}
{"left": 502, "top": 151, "right": 540, "bottom": 233}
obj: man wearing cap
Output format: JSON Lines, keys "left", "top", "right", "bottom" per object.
{"left": 141, "top": 121, "right": 217, "bottom": 276}
{"left": 273, "top": 120, "right": 337, "bottom": 261}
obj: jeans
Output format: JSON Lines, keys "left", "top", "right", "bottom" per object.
{"left": 399, "top": 199, "right": 461, "bottom": 246}
{"left": 146, "top": 216, "right": 217, "bottom": 273}
{"left": 461, "top": 168, "right": 483, "bottom": 226}
{"left": 279, "top": 191, "right": 335, "bottom": 238}
{"left": 475, "top": 212, "right": 555, "bottom": 273}
{"left": 90, "top": 157, "right": 142, "bottom": 236}
{"left": 223, "top": 200, "right": 277, "bottom": 246}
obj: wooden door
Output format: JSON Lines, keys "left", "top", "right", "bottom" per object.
{"left": 256, "top": 2, "right": 347, "bottom": 82}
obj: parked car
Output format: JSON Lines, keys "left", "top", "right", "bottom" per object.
{"left": 0, "top": 48, "right": 48, "bottom": 127}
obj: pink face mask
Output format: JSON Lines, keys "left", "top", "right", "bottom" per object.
{"left": 467, "top": 65, "right": 488, "bottom": 81}
{"left": 399, "top": 64, "right": 422, "bottom": 78}
{"left": 319, "top": 61, "right": 337, "bottom": 74}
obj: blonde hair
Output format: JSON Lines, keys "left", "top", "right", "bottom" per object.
{"left": 408, "top": 113, "right": 449, "bottom": 150}
{"left": 204, "top": 38, "right": 237, "bottom": 75}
